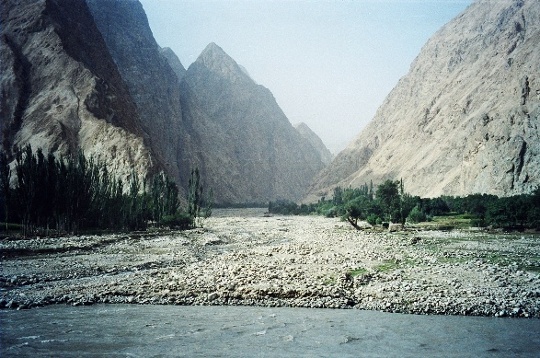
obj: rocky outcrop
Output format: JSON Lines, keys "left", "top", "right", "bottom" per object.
{"left": 0, "top": 0, "right": 154, "bottom": 181}
{"left": 295, "top": 123, "right": 334, "bottom": 166}
{"left": 2, "top": 0, "right": 327, "bottom": 204}
{"left": 86, "top": 0, "right": 187, "bottom": 186}
{"left": 160, "top": 47, "right": 186, "bottom": 82}
{"left": 180, "top": 43, "right": 326, "bottom": 203}
{"left": 308, "top": 0, "right": 540, "bottom": 200}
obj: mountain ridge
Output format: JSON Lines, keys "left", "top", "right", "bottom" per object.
{"left": 295, "top": 123, "right": 334, "bottom": 166}
{"left": 1, "top": 0, "right": 329, "bottom": 204}
{"left": 307, "top": 0, "right": 540, "bottom": 201}
{"left": 179, "top": 42, "right": 326, "bottom": 203}
{"left": 1, "top": 0, "right": 155, "bottom": 183}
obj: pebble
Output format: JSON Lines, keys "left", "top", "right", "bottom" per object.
{"left": 1, "top": 213, "right": 539, "bottom": 318}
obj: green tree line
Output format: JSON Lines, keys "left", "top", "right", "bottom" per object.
{"left": 0, "top": 146, "right": 210, "bottom": 235}
{"left": 269, "top": 179, "right": 540, "bottom": 231}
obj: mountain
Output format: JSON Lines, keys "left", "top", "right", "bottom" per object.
{"left": 308, "top": 0, "right": 540, "bottom": 200}
{"left": 179, "top": 43, "right": 326, "bottom": 203}
{"left": 2, "top": 0, "right": 326, "bottom": 204}
{"left": 0, "top": 0, "right": 155, "bottom": 182}
{"left": 295, "top": 123, "right": 333, "bottom": 166}
{"left": 86, "top": 0, "right": 187, "bottom": 186}
{"left": 160, "top": 47, "right": 187, "bottom": 81}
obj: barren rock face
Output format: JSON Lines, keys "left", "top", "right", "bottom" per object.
{"left": 295, "top": 123, "right": 334, "bottom": 166}
{"left": 309, "top": 0, "right": 540, "bottom": 199}
{"left": 180, "top": 43, "right": 326, "bottom": 203}
{"left": 160, "top": 47, "right": 187, "bottom": 82}
{"left": 1, "top": 0, "right": 330, "bottom": 203}
{"left": 0, "top": 0, "right": 153, "bottom": 182}
{"left": 86, "top": 0, "right": 186, "bottom": 186}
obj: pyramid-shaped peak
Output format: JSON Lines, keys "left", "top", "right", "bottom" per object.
{"left": 193, "top": 42, "right": 249, "bottom": 82}
{"left": 201, "top": 42, "right": 225, "bottom": 55}
{"left": 198, "top": 43, "right": 235, "bottom": 65}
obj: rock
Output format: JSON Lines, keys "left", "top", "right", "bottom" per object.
{"left": 179, "top": 43, "right": 327, "bottom": 203}
{"left": 308, "top": 0, "right": 540, "bottom": 199}
{"left": 1, "top": 0, "right": 154, "bottom": 180}
{"left": 2, "top": 0, "right": 329, "bottom": 204}
{"left": 295, "top": 123, "right": 334, "bottom": 166}
{"left": 6, "top": 300, "right": 17, "bottom": 309}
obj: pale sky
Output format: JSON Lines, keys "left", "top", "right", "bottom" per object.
{"left": 139, "top": 0, "right": 473, "bottom": 154}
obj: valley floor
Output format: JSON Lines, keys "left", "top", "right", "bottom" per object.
{"left": 1, "top": 209, "right": 539, "bottom": 317}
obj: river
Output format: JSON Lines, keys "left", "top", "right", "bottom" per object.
{"left": 2, "top": 304, "right": 539, "bottom": 357}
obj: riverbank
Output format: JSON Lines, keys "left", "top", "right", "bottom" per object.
{"left": 1, "top": 209, "right": 539, "bottom": 317}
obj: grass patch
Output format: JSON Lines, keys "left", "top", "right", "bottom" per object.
{"left": 521, "top": 264, "right": 540, "bottom": 273}
{"left": 436, "top": 256, "right": 470, "bottom": 264}
{"left": 482, "top": 253, "right": 510, "bottom": 266}
{"left": 418, "top": 214, "right": 474, "bottom": 230}
{"left": 374, "top": 259, "right": 400, "bottom": 272}
{"left": 348, "top": 267, "right": 368, "bottom": 277}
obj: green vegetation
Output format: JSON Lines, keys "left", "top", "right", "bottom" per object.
{"left": 268, "top": 180, "right": 540, "bottom": 231}
{"left": 374, "top": 259, "right": 401, "bottom": 272}
{"left": 347, "top": 267, "right": 368, "bottom": 277}
{"left": 0, "top": 146, "right": 212, "bottom": 235}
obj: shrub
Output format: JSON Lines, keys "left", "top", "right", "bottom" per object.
{"left": 407, "top": 205, "right": 427, "bottom": 223}
{"left": 366, "top": 213, "right": 379, "bottom": 226}
{"left": 161, "top": 212, "right": 193, "bottom": 230}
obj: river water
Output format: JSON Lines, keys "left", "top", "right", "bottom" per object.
{"left": 1, "top": 304, "right": 539, "bottom": 357}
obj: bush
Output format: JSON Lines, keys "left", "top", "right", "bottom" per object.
{"left": 324, "top": 206, "right": 338, "bottom": 218}
{"left": 407, "top": 205, "right": 427, "bottom": 223}
{"left": 366, "top": 213, "right": 379, "bottom": 226}
{"left": 161, "top": 212, "right": 193, "bottom": 230}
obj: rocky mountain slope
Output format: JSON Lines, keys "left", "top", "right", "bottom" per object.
{"left": 179, "top": 43, "right": 326, "bottom": 203}
{"left": 86, "top": 0, "right": 187, "bottom": 185}
{"left": 2, "top": 0, "right": 328, "bottom": 204}
{"left": 295, "top": 123, "right": 334, "bottom": 166}
{"left": 308, "top": 0, "right": 540, "bottom": 200}
{"left": 0, "top": 0, "right": 155, "bottom": 182}
{"left": 160, "top": 47, "right": 187, "bottom": 82}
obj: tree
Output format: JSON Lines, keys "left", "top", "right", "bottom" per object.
{"left": 188, "top": 168, "right": 203, "bottom": 225}
{"left": 0, "top": 152, "right": 11, "bottom": 231}
{"left": 407, "top": 205, "right": 427, "bottom": 223}
{"left": 333, "top": 187, "right": 344, "bottom": 206}
{"left": 15, "top": 145, "right": 37, "bottom": 235}
{"left": 376, "top": 179, "right": 401, "bottom": 223}
{"left": 343, "top": 194, "right": 379, "bottom": 230}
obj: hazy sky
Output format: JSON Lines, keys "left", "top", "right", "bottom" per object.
{"left": 139, "top": 0, "right": 473, "bottom": 154}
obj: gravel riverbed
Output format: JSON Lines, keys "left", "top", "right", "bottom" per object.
{"left": 1, "top": 209, "right": 539, "bottom": 317}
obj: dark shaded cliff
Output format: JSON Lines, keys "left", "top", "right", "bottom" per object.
{"left": 295, "top": 123, "right": 334, "bottom": 166}
{"left": 1, "top": 0, "right": 154, "bottom": 180}
{"left": 2, "top": 0, "right": 328, "bottom": 204}
{"left": 86, "top": 0, "right": 186, "bottom": 185}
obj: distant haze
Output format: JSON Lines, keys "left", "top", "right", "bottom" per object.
{"left": 139, "top": 0, "right": 472, "bottom": 154}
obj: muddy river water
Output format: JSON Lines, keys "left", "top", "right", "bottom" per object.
{"left": 2, "top": 304, "right": 540, "bottom": 357}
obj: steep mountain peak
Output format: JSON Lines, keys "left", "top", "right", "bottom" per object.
{"left": 308, "top": 0, "right": 540, "bottom": 200}
{"left": 194, "top": 42, "right": 249, "bottom": 82}
{"left": 160, "top": 47, "right": 186, "bottom": 81}
{"left": 180, "top": 44, "right": 325, "bottom": 203}
{"left": 200, "top": 42, "right": 225, "bottom": 57}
